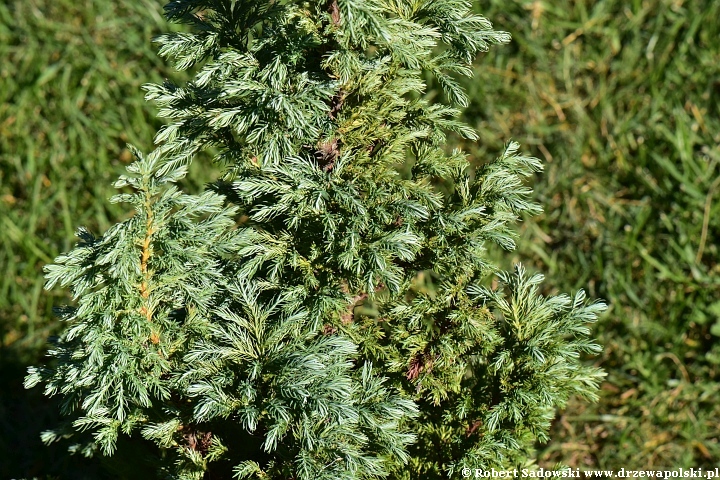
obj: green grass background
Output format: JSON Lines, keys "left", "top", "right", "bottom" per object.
{"left": 0, "top": 0, "right": 718, "bottom": 477}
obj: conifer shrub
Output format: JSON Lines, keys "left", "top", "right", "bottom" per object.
{"left": 26, "top": 1, "right": 606, "bottom": 478}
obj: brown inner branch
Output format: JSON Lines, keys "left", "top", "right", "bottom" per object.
{"left": 407, "top": 351, "right": 435, "bottom": 381}
{"left": 315, "top": 138, "right": 340, "bottom": 171}
{"left": 315, "top": 0, "right": 344, "bottom": 172}
{"left": 465, "top": 419, "right": 483, "bottom": 437}
{"left": 340, "top": 293, "right": 369, "bottom": 324}
{"left": 179, "top": 425, "right": 213, "bottom": 457}
{"left": 139, "top": 192, "right": 160, "bottom": 345}
{"left": 328, "top": 0, "right": 341, "bottom": 26}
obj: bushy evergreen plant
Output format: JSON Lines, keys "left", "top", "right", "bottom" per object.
{"left": 26, "top": 1, "right": 606, "bottom": 478}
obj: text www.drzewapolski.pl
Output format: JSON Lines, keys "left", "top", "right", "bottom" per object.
{"left": 460, "top": 468, "right": 718, "bottom": 479}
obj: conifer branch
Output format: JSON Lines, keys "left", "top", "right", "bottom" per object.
{"left": 140, "top": 188, "right": 159, "bottom": 343}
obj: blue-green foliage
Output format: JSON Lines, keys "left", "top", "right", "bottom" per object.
{"left": 27, "top": 1, "right": 606, "bottom": 478}
{"left": 26, "top": 148, "right": 239, "bottom": 465}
